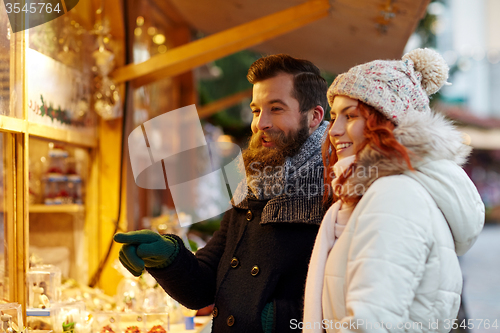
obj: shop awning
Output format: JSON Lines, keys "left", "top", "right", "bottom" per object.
{"left": 436, "top": 103, "right": 500, "bottom": 150}
{"left": 459, "top": 126, "right": 500, "bottom": 150}
{"left": 163, "top": 0, "right": 430, "bottom": 74}
{"left": 112, "top": 0, "right": 430, "bottom": 87}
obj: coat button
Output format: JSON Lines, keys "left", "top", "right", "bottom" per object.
{"left": 251, "top": 265, "right": 260, "bottom": 276}
{"left": 212, "top": 307, "right": 218, "bottom": 318}
{"left": 246, "top": 210, "right": 253, "bottom": 221}
{"left": 230, "top": 257, "right": 239, "bottom": 268}
{"left": 227, "top": 315, "right": 235, "bottom": 326}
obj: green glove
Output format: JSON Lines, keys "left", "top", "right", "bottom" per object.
{"left": 113, "top": 230, "right": 179, "bottom": 277}
{"left": 261, "top": 302, "right": 274, "bottom": 333}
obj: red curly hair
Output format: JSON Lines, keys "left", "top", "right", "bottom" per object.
{"left": 322, "top": 100, "right": 414, "bottom": 209}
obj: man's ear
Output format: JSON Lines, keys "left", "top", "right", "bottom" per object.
{"left": 309, "top": 106, "right": 324, "bottom": 132}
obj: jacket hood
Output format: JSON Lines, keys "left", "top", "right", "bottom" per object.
{"left": 345, "top": 110, "right": 485, "bottom": 256}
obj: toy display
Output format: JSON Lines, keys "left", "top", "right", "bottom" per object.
{"left": 38, "top": 143, "right": 84, "bottom": 205}
{"left": 0, "top": 304, "right": 23, "bottom": 333}
{"left": 27, "top": 265, "right": 62, "bottom": 308}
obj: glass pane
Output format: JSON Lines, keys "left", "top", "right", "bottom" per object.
{"left": 27, "top": 12, "right": 97, "bottom": 134}
{"left": 29, "top": 137, "right": 90, "bottom": 285}
{"left": 0, "top": 1, "right": 11, "bottom": 116}
{"left": 128, "top": 0, "right": 179, "bottom": 228}
{"left": 0, "top": 133, "right": 6, "bottom": 299}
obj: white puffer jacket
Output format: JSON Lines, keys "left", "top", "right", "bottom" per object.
{"left": 303, "top": 111, "right": 485, "bottom": 333}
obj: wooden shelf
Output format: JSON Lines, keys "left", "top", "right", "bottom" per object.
{"left": 28, "top": 122, "right": 97, "bottom": 148}
{"left": 29, "top": 204, "right": 85, "bottom": 213}
{"left": 0, "top": 115, "right": 97, "bottom": 148}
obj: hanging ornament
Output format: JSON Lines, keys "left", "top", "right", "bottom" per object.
{"left": 91, "top": 16, "right": 121, "bottom": 120}
{"left": 93, "top": 46, "right": 115, "bottom": 76}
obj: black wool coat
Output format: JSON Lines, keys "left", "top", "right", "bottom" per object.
{"left": 147, "top": 196, "right": 323, "bottom": 333}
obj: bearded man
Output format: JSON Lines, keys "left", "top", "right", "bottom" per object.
{"left": 114, "top": 54, "right": 329, "bottom": 333}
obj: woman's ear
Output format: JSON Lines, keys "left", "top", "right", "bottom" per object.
{"left": 309, "top": 106, "right": 325, "bottom": 132}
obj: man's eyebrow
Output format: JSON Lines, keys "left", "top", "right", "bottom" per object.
{"left": 250, "top": 99, "right": 289, "bottom": 108}
{"left": 268, "top": 99, "right": 288, "bottom": 107}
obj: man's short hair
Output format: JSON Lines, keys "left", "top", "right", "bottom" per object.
{"left": 247, "top": 54, "right": 328, "bottom": 114}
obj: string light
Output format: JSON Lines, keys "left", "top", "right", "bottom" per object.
{"left": 158, "top": 45, "right": 167, "bottom": 54}
{"left": 148, "top": 27, "right": 156, "bottom": 36}
{"left": 152, "top": 34, "right": 166, "bottom": 45}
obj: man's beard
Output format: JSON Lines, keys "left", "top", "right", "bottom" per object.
{"left": 242, "top": 118, "right": 310, "bottom": 177}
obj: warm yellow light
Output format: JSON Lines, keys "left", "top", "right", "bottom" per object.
{"left": 136, "top": 16, "right": 144, "bottom": 26}
{"left": 103, "top": 37, "right": 110, "bottom": 44}
{"left": 153, "top": 34, "right": 166, "bottom": 45}
{"left": 148, "top": 27, "right": 157, "bottom": 36}
{"left": 134, "top": 28, "right": 142, "bottom": 37}
{"left": 462, "top": 132, "right": 471, "bottom": 146}
{"left": 217, "top": 135, "right": 233, "bottom": 143}
{"left": 158, "top": 45, "right": 167, "bottom": 54}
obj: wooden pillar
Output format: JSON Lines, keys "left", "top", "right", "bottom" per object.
{"left": 92, "top": 0, "right": 127, "bottom": 294}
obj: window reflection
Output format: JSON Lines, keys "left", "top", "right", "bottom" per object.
{"left": 0, "top": 6, "right": 11, "bottom": 116}
{"left": 0, "top": 133, "right": 5, "bottom": 300}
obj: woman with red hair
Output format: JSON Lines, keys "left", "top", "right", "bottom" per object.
{"left": 303, "top": 49, "right": 485, "bottom": 333}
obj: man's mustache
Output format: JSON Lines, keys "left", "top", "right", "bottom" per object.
{"left": 250, "top": 130, "right": 287, "bottom": 147}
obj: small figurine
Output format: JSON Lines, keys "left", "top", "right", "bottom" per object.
{"left": 125, "top": 326, "right": 141, "bottom": 333}
{"left": 100, "top": 325, "right": 115, "bottom": 333}
{"left": 1, "top": 313, "right": 13, "bottom": 333}
{"left": 32, "top": 283, "right": 50, "bottom": 309}
{"left": 147, "top": 325, "right": 166, "bottom": 333}
{"left": 62, "top": 313, "right": 76, "bottom": 333}
{"left": 62, "top": 321, "right": 75, "bottom": 333}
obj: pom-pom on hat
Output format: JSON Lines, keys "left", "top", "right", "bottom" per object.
{"left": 327, "top": 48, "right": 449, "bottom": 125}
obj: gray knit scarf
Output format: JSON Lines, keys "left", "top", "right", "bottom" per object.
{"left": 231, "top": 121, "right": 329, "bottom": 225}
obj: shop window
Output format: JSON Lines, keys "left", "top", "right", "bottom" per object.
{"left": 0, "top": 9, "right": 10, "bottom": 116}
{"left": 0, "top": 133, "right": 5, "bottom": 299}
{"left": 28, "top": 137, "right": 90, "bottom": 284}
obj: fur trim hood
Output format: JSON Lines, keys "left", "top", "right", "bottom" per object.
{"left": 344, "top": 110, "right": 485, "bottom": 256}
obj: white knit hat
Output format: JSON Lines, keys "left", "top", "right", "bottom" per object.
{"left": 327, "top": 48, "right": 450, "bottom": 125}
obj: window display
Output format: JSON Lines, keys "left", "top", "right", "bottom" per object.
{"left": 0, "top": 12, "right": 11, "bottom": 116}
{"left": 27, "top": 14, "right": 97, "bottom": 136}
